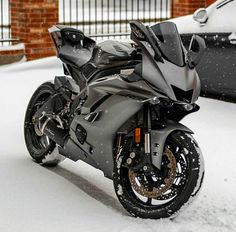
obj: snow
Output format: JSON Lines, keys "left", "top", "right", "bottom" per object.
{"left": 0, "top": 57, "right": 236, "bottom": 231}
{"left": 0, "top": 43, "right": 24, "bottom": 51}
{"left": 170, "top": 0, "right": 236, "bottom": 34}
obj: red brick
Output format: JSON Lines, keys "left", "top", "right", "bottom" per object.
{"left": 11, "top": 0, "right": 58, "bottom": 61}
{"left": 172, "top": 0, "right": 209, "bottom": 18}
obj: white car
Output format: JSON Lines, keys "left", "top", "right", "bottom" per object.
{"left": 171, "top": 0, "right": 236, "bottom": 102}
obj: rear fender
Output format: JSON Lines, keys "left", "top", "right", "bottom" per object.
{"left": 151, "top": 121, "right": 193, "bottom": 169}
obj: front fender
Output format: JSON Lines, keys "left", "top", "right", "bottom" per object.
{"left": 151, "top": 121, "right": 193, "bottom": 169}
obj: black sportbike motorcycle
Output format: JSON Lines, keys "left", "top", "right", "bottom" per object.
{"left": 24, "top": 21, "right": 205, "bottom": 219}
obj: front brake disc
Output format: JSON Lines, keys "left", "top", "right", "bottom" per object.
{"left": 128, "top": 148, "right": 177, "bottom": 198}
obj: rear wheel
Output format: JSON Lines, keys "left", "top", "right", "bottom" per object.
{"left": 113, "top": 131, "right": 204, "bottom": 219}
{"left": 24, "top": 82, "right": 65, "bottom": 166}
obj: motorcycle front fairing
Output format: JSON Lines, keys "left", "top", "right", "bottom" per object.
{"left": 130, "top": 21, "right": 201, "bottom": 104}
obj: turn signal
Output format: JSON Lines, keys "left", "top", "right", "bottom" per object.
{"left": 135, "top": 128, "right": 141, "bottom": 144}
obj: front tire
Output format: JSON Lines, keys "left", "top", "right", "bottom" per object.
{"left": 113, "top": 131, "right": 204, "bottom": 219}
{"left": 24, "top": 82, "right": 65, "bottom": 166}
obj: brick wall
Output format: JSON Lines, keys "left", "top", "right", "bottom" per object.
{"left": 10, "top": 0, "right": 58, "bottom": 61}
{"left": 172, "top": 0, "right": 207, "bottom": 18}
{"left": 206, "top": 0, "right": 215, "bottom": 5}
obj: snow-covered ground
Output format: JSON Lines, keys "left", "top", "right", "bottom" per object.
{"left": 0, "top": 57, "right": 236, "bottom": 232}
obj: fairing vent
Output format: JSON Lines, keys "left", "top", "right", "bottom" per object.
{"left": 171, "top": 85, "right": 193, "bottom": 103}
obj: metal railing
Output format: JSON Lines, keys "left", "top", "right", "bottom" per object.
{"left": 0, "top": 0, "right": 174, "bottom": 46}
{"left": 59, "top": 0, "right": 173, "bottom": 39}
{"left": 0, "top": 0, "right": 11, "bottom": 46}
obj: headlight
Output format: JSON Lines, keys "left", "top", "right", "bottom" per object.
{"left": 171, "top": 85, "right": 193, "bottom": 103}
{"left": 183, "top": 104, "right": 194, "bottom": 111}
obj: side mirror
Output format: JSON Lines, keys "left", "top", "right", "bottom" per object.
{"left": 193, "top": 8, "right": 208, "bottom": 24}
{"left": 130, "top": 22, "right": 146, "bottom": 41}
{"left": 187, "top": 35, "right": 206, "bottom": 69}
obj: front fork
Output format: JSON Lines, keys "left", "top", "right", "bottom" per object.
{"left": 143, "top": 105, "right": 163, "bottom": 170}
{"left": 143, "top": 105, "right": 157, "bottom": 170}
{"left": 142, "top": 104, "right": 195, "bottom": 171}
{"left": 143, "top": 105, "right": 151, "bottom": 155}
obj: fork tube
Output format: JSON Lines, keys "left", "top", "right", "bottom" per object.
{"left": 143, "top": 105, "right": 151, "bottom": 155}
{"left": 144, "top": 105, "right": 151, "bottom": 132}
{"left": 145, "top": 133, "right": 151, "bottom": 154}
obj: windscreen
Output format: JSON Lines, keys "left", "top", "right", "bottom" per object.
{"left": 151, "top": 22, "right": 185, "bottom": 67}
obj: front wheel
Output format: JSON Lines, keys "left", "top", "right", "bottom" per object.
{"left": 113, "top": 131, "right": 204, "bottom": 219}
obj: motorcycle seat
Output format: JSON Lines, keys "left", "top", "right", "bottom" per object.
{"left": 59, "top": 45, "right": 93, "bottom": 68}
{"left": 92, "top": 40, "right": 135, "bottom": 66}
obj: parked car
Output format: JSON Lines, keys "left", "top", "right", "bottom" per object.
{"left": 171, "top": 0, "right": 236, "bottom": 102}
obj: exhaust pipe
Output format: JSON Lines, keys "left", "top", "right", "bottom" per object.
{"left": 39, "top": 115, "right": 68, "bottom": 147}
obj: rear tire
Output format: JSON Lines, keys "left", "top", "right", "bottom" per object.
{"left": 24, "top": 82, "right": 65, "bottom": 166}
{"left": 113, "top": 131, "right": 204, "bottom": 219}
